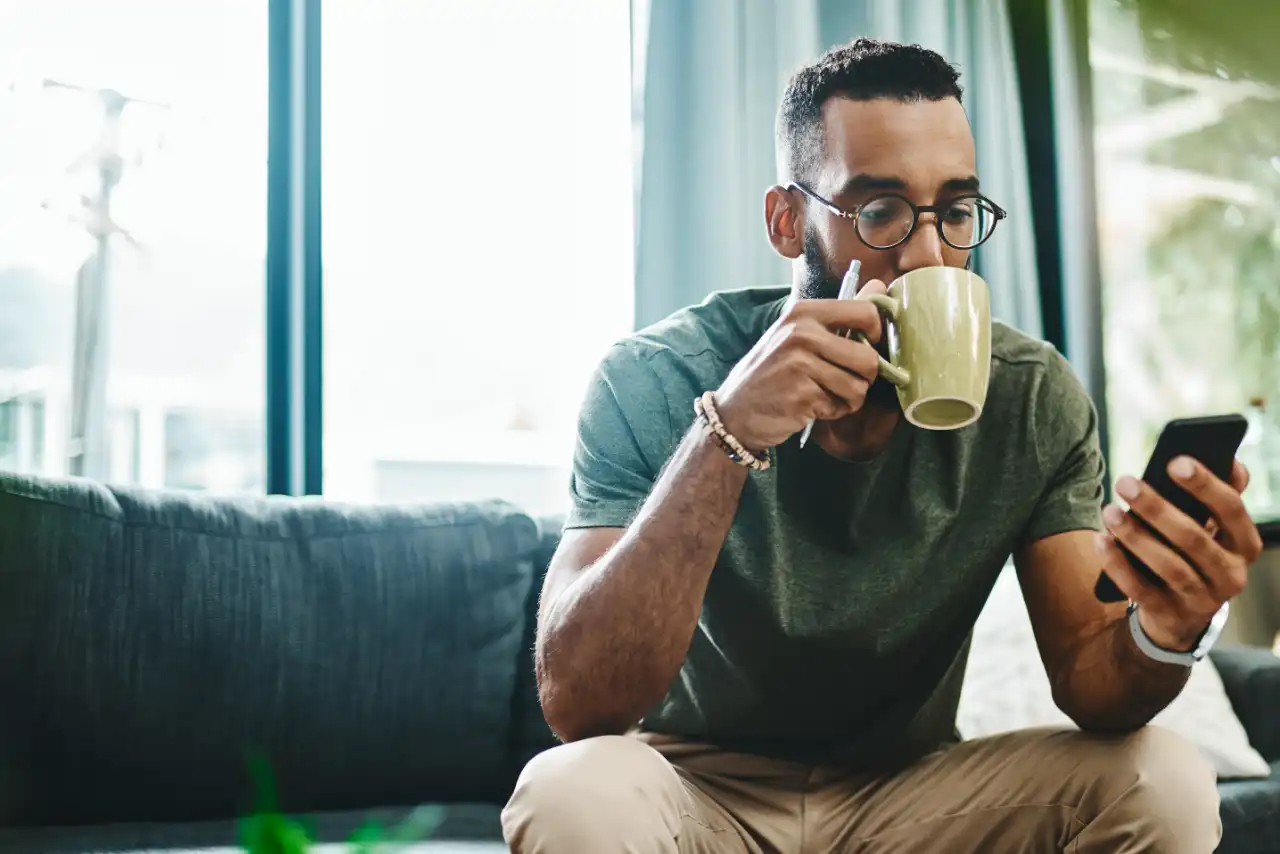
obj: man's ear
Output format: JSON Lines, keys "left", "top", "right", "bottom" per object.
{"left": 764, "top": 185, "right": 804, "bottom": 260}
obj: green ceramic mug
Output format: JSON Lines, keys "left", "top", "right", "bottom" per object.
{"left": 854, "top": 266, "right": 992, "bottom": 430}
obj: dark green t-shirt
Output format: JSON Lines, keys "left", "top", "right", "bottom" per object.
{"left": 566, "top": 286, "right": 1105, "bottom": 769}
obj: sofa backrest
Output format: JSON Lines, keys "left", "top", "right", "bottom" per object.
{"left": 0, "top": 472, "right": 547, "bottom": 826}
{"left": 508, "top": 518, "right": 563, "bottom": 764}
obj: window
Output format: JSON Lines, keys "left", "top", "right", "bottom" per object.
{"left": 321, "top": 0, "right": 634, "bottom": 514}
{"left": 1089, "top": 0, "right": 1280, "bottom": 524}
{"left": 0, "top": 1, "right": 267, "bottom": 491}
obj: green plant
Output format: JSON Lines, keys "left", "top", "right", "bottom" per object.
{"left": 239, "top": 754, "right": 442, "bottom": 854}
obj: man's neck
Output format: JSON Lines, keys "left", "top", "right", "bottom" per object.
{"left": 812, "top": 400, "right": 902, "bottom": 462}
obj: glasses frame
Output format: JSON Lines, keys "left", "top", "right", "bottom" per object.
{"left": 788, "top": 182, "right": 1008, "bottom": 251}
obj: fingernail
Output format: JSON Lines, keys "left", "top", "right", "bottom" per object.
{"left": 1094, "top": 532, "right": 1111, "bottom": 554}
{"left": 1115, "top": 476, "right": 1140, "bottom": 501}
{"left": 1170, "top": 457, "right": 1195, "bottom": 480}
{"left": 1103, "top": 504, "right": 1125, "bottom": 528}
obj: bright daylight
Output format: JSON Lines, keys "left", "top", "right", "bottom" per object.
{"left": 0, "top": 1, "right": 1277, "bottom": 853}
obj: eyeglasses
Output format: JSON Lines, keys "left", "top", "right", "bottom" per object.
{"left": 789, "top": 182, "right": 1007, "bottom": 251}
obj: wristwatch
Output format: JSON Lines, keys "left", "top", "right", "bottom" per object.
{"left": 1127, "top": 601, "right": 1230, "bottom": 666}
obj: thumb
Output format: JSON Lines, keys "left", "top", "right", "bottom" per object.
{"left": 857, "top": 278, "right": 889, "bottom": 298}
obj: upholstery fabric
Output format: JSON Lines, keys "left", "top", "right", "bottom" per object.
{"left": 1217, "top": 760, "right": 1280, "bottom": 854}
{"left": 1, "top": 472, "right": 1277, "bottom": 854}
{"left": 1213, "top": 645, "right": 1280, "bottom": 762}
{"left": 0, "top": 473, "right": 539, "bottom": 826}
{"left": 507, "top": 517, "right": 563, "bottom": 767}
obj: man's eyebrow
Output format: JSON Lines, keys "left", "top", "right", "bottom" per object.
{"left": 835, "top": 174, "right": 907, "bottom": 197}
{"left": 834, "top": 173, "right": 982, "bottom": 198}
{"left": 942, "top": 175, "right": 981, "bottom": 193}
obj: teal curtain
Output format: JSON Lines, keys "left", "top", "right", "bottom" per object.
{"left": 632, "top": 0, "right": 1043, "bottom": 338}
{"left": 632, "top": 0, "right": 818, "bottom": 329}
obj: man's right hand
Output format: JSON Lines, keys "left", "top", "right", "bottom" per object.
{"left": 714, "top": 281, "right": 888, "bottom": 451}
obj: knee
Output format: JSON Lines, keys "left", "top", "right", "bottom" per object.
{"left": 502, "top": 736, "right": 684, "bottom": 849}
{"left": 508, "top": 735, "right": 676, "bottom": 809}
{"left": 1079, "top": 726, "right": 1220, "bottom": 848}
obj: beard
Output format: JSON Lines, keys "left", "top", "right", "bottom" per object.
{"left": 799, "top": 225, "right": 899, "bottom": 410}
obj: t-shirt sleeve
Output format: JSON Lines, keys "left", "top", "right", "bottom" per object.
{"left": 1019, "top": 349, "right": 1106, "bottom": 545}
{"left": 564, "top": 344, "right": 677, "bottom": 530}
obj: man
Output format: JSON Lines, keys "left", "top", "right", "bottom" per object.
{"left": 503, "top": 39, "right": 1263, "bottom": 853}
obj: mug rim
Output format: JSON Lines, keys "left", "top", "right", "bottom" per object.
{"left": 904, "top": 396, "right": 983, "bottom": 431}
{"left": 889, "top": 265, "right": 987, "bottom": 291}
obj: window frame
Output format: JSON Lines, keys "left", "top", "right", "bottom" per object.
{"left": 266, "top": 0, "right": 323, "bottom": 495}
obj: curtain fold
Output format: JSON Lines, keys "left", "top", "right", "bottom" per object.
{"left": 632, "top": 0, "right": 818, "bottom": 329}
{"left": 632, "top": 0, "right": 1044, "bottom": 338}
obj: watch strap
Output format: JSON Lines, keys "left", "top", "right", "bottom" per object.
{"left": 1127, "top": 601, "right": 1229, "bottom": 666}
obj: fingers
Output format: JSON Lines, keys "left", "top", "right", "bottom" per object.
{"left": 808, "top": 330, "right": 882, "bottom": 381}
{"left": 801, "top": 352, "right": 871, "bottom": 416}
{"left": 1231, "top": 458, "right": 1251, "bottom": 494}
{"left": 1101, "top": 504, "right": 1208, "bottom": 602}
{"left": 1110, "top": 476, "right": 1243, "bottom": 601}
{"left": 1168, "top": 456, "right": 1263, "bottom": 564}
{"left": 770, "top": 292, "right": 890, "bottom": 422}
{"left": 786, "top": 295, "right": 885, "bottom": 344}
{"left": 1098, "top": 457, "right": 1262, "bottom": 652}
{"left": 775, "top": 309, "right": 881, "bottom": 380}
{"left": 1094, "top": 532, "right": 1163, "bottom": 607}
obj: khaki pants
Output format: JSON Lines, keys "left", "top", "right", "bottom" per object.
{"left": 502, "top": 727, "right": 1221, "bottom": 853}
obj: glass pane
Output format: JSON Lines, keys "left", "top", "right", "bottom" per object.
{"left": 1089, "top": 0, "right": 1280, "bottom": 523}
{"left": 0, "top": 1, "right": 266, "bottom": 492}
{"left": 322, "top": 1, "right": 634, "bottom": 514}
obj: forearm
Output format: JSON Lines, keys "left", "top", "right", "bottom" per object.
{"left": 1053, "top": 614, "right": 1191, "bottom": 732}
{"left": 537, "top": 426, "right": 748, "bottom": 741}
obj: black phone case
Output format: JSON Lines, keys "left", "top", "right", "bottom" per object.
{"left": 1094, "top": 414, "right": 1248, "bottom": 603}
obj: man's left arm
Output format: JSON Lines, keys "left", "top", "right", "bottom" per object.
{"left": 1013, "top": 358, "right": 1264, "bottom": 732}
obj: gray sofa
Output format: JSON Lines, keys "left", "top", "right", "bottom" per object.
{"left": 0, "top": 471, "right": 1276, "bottom": 854}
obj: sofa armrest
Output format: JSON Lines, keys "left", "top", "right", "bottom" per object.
{"left": 1210, "top": 645, "right": 1280, "bottom": 761}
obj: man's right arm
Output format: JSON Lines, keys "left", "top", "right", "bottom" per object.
{"left": 536, "top": 425, "right": 749, "bottom": 742}
{"left": 536, "top": 293, "right": 887, "bottom": 742}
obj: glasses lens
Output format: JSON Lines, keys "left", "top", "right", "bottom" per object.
{"left": 856, "top": 195, "right": 914, "bottom": 248}
{"left": 940, "top": 196, "right": 999, "bottom": 249}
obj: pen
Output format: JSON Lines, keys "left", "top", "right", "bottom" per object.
{"left": 798, "top": 259, "right": 861, "bottom": 449}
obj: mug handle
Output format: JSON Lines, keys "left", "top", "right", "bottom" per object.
{"left": 851, "top": 293, "right": 910, "bottom": 387}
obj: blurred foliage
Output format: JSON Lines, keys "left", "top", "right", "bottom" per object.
{"left": 1131, "top": 0, "right": 1280, "bottom": 86}
{"left": 1136, "top": 1, "right": 1280, "bottom": 399}
{"left": 1093, "top": 0, "right": 1280, "bottom": 515}
{"left": 240, "top": 754, "right": 442, "bottom": 854}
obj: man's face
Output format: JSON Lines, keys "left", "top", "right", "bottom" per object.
{"left": 797, "top": 96, "right": 977, "bottom": 301}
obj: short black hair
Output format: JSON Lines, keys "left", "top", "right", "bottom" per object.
{"left": 777, "top": 38, "right": 963, "bottom": 185}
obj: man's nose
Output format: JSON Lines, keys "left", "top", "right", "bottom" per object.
{"left": 896, "top": 214, "right": 946, "bottom": 272}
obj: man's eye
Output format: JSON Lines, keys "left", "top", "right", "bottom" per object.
{"left": 859, "top": 199, "right": 901, "bottom": 222}
{"left": 943, "top": 203, "right": 974, "bottom": 223}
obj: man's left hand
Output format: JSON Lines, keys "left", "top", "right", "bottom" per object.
{"left": 1097, "top": 457, "right": 1264, "bottom": 651}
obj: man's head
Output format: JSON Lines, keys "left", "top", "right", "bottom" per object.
{"left": 766, "top": 39, "right": 978, "bottom": 302}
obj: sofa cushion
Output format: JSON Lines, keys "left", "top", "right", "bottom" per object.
{"left": 0, "top": 473, "right": 540, "bottom": 826}
{"left": 507, "top": 517, "right": 564, "bottom": 768}
{"left": 1217, "top": 760, "right": 1280, "bottom": 854}
{"left": 1212, "top": 645, "right": 1280, "bottom": 763}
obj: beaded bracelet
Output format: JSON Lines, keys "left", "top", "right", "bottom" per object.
{"left": 693, "top": 391, "right": 772, "bottom": 471}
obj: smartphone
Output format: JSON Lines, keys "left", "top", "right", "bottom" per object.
{"left": 1094, "top": 414, "right": 1248, "bottom": 603}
